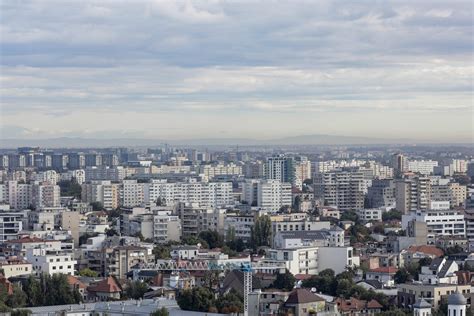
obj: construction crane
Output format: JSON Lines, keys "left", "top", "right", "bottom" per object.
{"left": 135, "top": 260, "right": 281, "bottom": 316}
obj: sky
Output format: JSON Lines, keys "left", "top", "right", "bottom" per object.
{"left": 0, "top": 0, "right": 473, "bottom": 142}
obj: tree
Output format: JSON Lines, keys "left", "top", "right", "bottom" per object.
{"left": 177, "top": 287, "right": 216, "bottom": 312}
{"left": 198, "top": 230, "right": 224, "bottom": 249}
{"left": 153, "top": 244, "right": 172, "bottom": 260}
{"left": 78, "top": 268, "right": 98, "bottom": 277}
{"left": 250, "top": 215, "right": 272, "bottom": 249}
{"left": 7, "top": 284, "right": 27, "bottom": 308}
{"left": 11, "top": 310, "right": 32, "bottom": 316}
{"left": 24, "top": 276, "right": 42, "bottom": 307}
{"left": 58, "top": 179, "right": 82, "bottom": 198}
{"left": 394, "top": 268, "right": 412, "bottom": 284}
{"left": 150, "top": 307, "right": 169, "bottom": 316}
{"left": 105, "top": 228, "right": 119, "bottom": 237}
{"left": 215, "top": 289, "right": 243, "bottom": 314}
{"left": 418, "top": 257, "right": 432, "bottom": 267}
{"left": 202, "top": 271, "right": 220, "bottom": 289}
{"left": 125, "top": 280, "right": 149, "bottom": 299}
{"left": 226, "top": 226, "right": 236, "bottom": 243}
{"left": 446, "top": 245, "right": 464, "bottom": 255}
{"left": 181, "top": 236, "right": 208, "bottom": 248}
{"left": 340, "top": 211, "right": 359, "bottom": 222}
{"left": 271, "top": 270, "right": 296, "bottom": 291}
{"left": 90, "top": 202, "right": 103, "bottom": 211}
{"left": 382, "top": 210, "right": 402, "bottom": 221}
{"left": 23, "top": 274, "right": 81, "bottom": 307}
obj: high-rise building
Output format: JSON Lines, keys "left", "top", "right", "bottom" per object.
{"left": 392, "top": 153, "right": 408, "bottom": 177}
{"left": 407, "top": 160, "right": 439, "bottom": 175}
{"left": 242, "top": 179, "right": 292, "bottom": 212}
{"left": 31, "top": 183, "right": 61, "bottom": 209}
{"left": 67, "top": 153, "right": 85, "bottom": 170}
{"left": 81, "top": 181, "right": 121, "bottom": 210}
{"left": 395, "top": 177, "right": 431, "bottom": 213}
{"left": 367, "top": 179, "right": 396, "bottom": 208}
{"left": 264, "top": 155, "right": 295, "bottom": 184}
{"left": 314, "top": 171, "right": 365, "bottom": 212}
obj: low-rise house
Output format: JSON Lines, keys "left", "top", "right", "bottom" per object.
{"left": 26, "top": 246, "right": 76, "bottom": 276}
{"left": 0, "top": 257, "right": 32, "bottom": 278}
{"left": 320, "top": 207, "right": 340, "bottom": 220}
{"left": 418, "top": 258, "right": 458, "bottom": 285}
{"left": 402, "top": 245, "right": 444, "bottom": 264}
{"left": 282, "top": 288, "right": 326, "bottom": 316}
{"left": 329, "top": 297, "right": 383, "bottom": 315}
{"left": 87, "top": 276, "right": 122, "bottom": 301}
{"left": 357, "top": 209, "right": 383, "bottom": 222}
{"left": 397, "top": 283, "right": 470, "bottom": 309}
{"left": 248, "top": 289, "right": 291, "bottom": 316}
{"left": 366, "top": 267, "right": 398, "bottom": 287}
{"left": 66, "top": 275, "right": 88, "bottom": 301}
{"left": 6, "top": 236, "right": 62, "bottom": 257}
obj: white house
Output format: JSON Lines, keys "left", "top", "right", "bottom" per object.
{"left": 418, "top": 257, "right": 458, "bottom": 285}
{"left": 26, "top": 247, "right": 76, "bottom": 276}
{"left": 318, "top": 247, "right": 359, "bottom": 275}
{"left": 365, "top": 267, "right": 398, "bottom": 287}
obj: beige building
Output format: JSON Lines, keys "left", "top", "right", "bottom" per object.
{"left": 88, "top": 246, "right": 151, "bottom": 278}
{"left": 449, "top": 182, "right": 467, "bottom": 207}
{"left": 398, "top": 283, "right": 470, "bottom": 309}
{"left": 0, "top": 258, "right": 32, "bottom": 278}
{"left": 60, "top": 211, "right": 80, "bottom": 247}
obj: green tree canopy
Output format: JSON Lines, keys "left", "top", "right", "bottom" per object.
{"left": 198, "top": 230, "right": 224, "bottom": 249}
{"left": 78, "top": 268, "right": 98, "bottom": 277}
{"left": 250, "top": 215, "right": 272, "bottom": 249}
{"left": 271, "top": 270, "right": 296, "bottom": 291}
{"left": 150, "top": 307, "right": 169, "bottom": 316}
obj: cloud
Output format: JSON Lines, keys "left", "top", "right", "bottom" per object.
{"left": 0, "top": 0, "right": 472, "bottom": 141}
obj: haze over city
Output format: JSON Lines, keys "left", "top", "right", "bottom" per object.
{"left": 1, "top": 1, "right": 472, "bottom": 143}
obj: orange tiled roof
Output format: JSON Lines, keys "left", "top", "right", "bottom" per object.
{"left": 407, "top": 245, "right": 444, "bottom": 257}
{"left": 88, "top": 277, "right": 122, "bottom": 293}
{"left": 368, "top": 267, "right": 398, "bottom": 274}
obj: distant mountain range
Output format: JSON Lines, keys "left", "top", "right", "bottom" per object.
{"left": 0, "top": 134, "right": 462, "bottom": 148}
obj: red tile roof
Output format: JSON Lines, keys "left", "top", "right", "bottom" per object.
{"left": 7, "top": 236, "right": 45, "bottom": 244}
{"left": 407, "top": 245, "right": 444, "bottom": 257}
{"left": 294, "top": 274, "right": 314, "bottom": 281}
{"left": 334, "top": 297, "right": 382, "bottom": 312}
{"left": 88, "top": 277, "right": 122, "bottom": 293}
{"left": 67, "top": 275, "right": 87, "bottom": 289}
{"left": 368, "top": 267, "right": 398, "bottom": 274}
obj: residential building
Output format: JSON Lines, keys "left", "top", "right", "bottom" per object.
{"left": 395, "top": 177, "right": 431, "bottom": 213}
{"left": 318, "top": 247, "right": 359, "bottom": 274}
{"left": 408, "top": 160, "right": 439, "bottom": 175}
{"left": 367, "top": 179, "right": 396, "bottom": 208}
{"left": 418, "top": 257, "right": 458, "bottom": 285}
{"left": 0, "top": 211, "right": 25, "bottom": 242}
{"left": 314, "top": 170, "right": 365, "bottom": 212}
{"left": 397, "top": 283, "right": 470, "bottom": 309}
{"left": 264, "top": 155, "right": 295, "bottom": 184}
{"left": 402, "top": 210, "right": 465, "bottom": 241}
{"left": 242, "top": 179, "right": 292, "bottom": 212}
{"left": 31, "top": 183, "right": 61, "bottom": 209}
{"left": 365, "top": 267, "right": 398, "bottom": 287}
{"left": 26, "top": 247, "right": 76, "bottom": 276}
{"left": 267, "top": 247, "right": 319, "bottom": 275}
{"left": 357, "top": 208, "right": 383, "bottom": 222}
{"left": 0, "top": 257, "right": 32, "bottom": 278}
{"left": 81, "top": 180, "right": 121, "bottom": 210}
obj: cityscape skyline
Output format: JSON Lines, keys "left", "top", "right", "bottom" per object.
{"left": 1, "top": 1, "right": 472, "bottom": 142}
